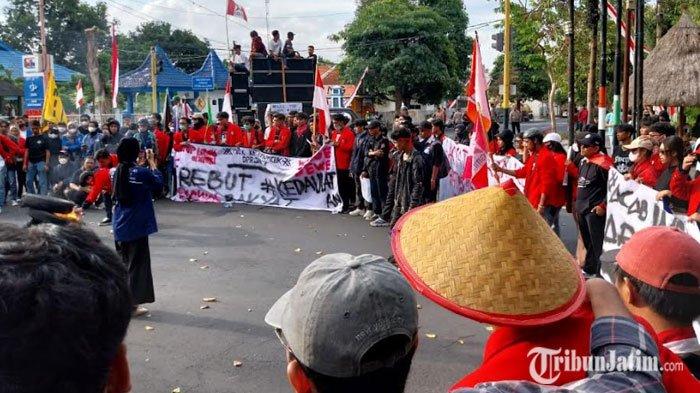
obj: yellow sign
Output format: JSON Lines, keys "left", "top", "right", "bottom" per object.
{"left": 42, "top": 71, "right": 68, "bottom": 124}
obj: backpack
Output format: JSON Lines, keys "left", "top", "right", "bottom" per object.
{"left": 431, "top": 141, "right": 451, "bottom": 179}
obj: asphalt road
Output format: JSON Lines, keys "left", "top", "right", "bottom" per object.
{"left": 0, "top": 200, "right": 578, "bottom": 393}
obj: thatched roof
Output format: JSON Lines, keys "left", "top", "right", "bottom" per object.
{"left": 632, "top": 14, "right": 700, "bottom": 106}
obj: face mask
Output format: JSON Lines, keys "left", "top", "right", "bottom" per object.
{"left": 81, "top": 121, "right": 88, "bottom": 127}
{"left": 58, "top": 127, "right": 67, "bottom": 133}
{"left": 179, "top": 124, "right": 189, "bottom": 130}
{"left": 48, "top": 133, "right": 59, "bottom": 139}
{"left": 629, "top": 152, "right": 639, "bottom": 163}
{"left": 58, "top": 158, "right": 69, "bottom": 165}
{"left": 88, "top": 127, "right": 97, "bottom": 133}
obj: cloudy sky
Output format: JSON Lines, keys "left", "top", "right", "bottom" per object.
{"left": 1, "top": 0, "right": 502, "bottom": 71}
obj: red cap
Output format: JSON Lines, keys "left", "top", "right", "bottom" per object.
{"left": 613, "top": 227, "right": 700, "bottom": 294}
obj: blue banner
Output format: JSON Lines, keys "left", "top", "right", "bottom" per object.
{"left": 23, "top": 76, "right": 44, "bottom": 110}
{"left": 192, "top": 77, "right": 214, "bottom": 91}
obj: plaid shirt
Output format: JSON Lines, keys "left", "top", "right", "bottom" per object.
{"left": 454, "top": 317, "right": 665, "bottom": 393}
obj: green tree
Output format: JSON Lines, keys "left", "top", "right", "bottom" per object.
{"left": 0, "top": 0, "right": 109, "bottom": 74}
{"left": 119, "top": 22, "right": 211, "bottom": 74}
{"left": 334, "top": 0, "right": 461, "bottom": 112}
{"left": 419, "top": 0, "right": 472, "bottom": 83}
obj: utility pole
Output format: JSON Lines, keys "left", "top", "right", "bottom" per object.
{"left": 39, "top": 0, "right": 49, "bottom": 79}
{"left": 150, "top": 47, "right": 157, "bottom": 113}
{"left": 622, "top": 1, "right": 632, "bottom": 123}
{"left": 265, "top": 0, "right": 271, "bottom": 43}
{"left": 612, "top": 0, "right": 623, "bottom": 147}
{"left": 566, "top": 0, "right": 575, "bottom": 145}
{"left": 502, "top": 0, "right": 511, "bottom": 132}
{"left": 597, "top": 0, "right": 608, "bottom": 142}
{"left": 633, "top": 0, "right": 644, "bottom": 131}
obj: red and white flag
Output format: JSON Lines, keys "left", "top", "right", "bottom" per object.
{"left": 313, "top": 67, "right": 330, "bottom": 136}
{"left": 226, "top": 0, "right": 248, "bottom": 22}
{"left": 75, "top": 79, "right": 84, "bottom": 108}
{"left": 111, "top": 24, "right": 119, "bottom": 109}
{"left": 463, "top": 35, "right": 491, "bottom": 190}
{"left": 222, "top": 77, "right": 234, "bottom": 120}
{"left": 344, "top": 66, "right": 369, "bottom": 108}
{"left": 606, "top": 1, "right": 650, "bottom": 62}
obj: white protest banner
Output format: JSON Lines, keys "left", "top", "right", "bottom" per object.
{"left": 173, "top": 144, "right": 343, "bottom": 212}
{"left": 268, "top": 102, "right": 303, "bottom": 115}
{"left": 603, "top": 168, "right": 700, "bottom": 252}
{"left": 438, "top": 137, "right": 524, "bottom": 201}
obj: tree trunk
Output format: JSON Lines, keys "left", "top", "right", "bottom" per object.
{"left": 85, "top": 27, "right": 109, "bottom": 115}
{"left": 394, "top": 90, "right": 403, "bottom": 115}
{"left": 547, "top": 67, "right": 557, "bottom": 132}
{"left": 655, "top": 1, "right": 663, "bottom": 45}
{"left": 586, "top": 24, "right": 598, "bottom": 125}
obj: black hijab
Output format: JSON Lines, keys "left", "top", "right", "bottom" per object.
{"left": 112, "top": 138, "right": 140, "bottom": 205}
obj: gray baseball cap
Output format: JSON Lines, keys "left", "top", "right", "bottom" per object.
{"left": 265, "top": 253, "right": 418, "bottom": 378}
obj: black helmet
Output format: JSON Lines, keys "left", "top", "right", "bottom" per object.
{"left": 523, "top": 128, "right": 544, "bottom": 141}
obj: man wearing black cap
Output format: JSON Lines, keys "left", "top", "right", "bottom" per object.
{"left": 576, "top": 133, "right": 613, "bottom": 277}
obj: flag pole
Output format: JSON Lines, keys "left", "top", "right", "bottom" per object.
{"left": 224, "top": 15, "right": 231, "bottom": 53}
{"left": 312, "top": 61, "right": 318, "bottom": 150}
{"left": 612, "top": 0, "right": 623, "bottom": 145}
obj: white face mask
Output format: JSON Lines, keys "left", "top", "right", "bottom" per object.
{"left": 88, "top": 127, "right": 97, "bottom": 133}
{"left": 48, "top": 133, "right": 59, "bottom": 139}
{"left": 58, "top": 157, "right": 69, "bottom": 165}
{"left": 58, "top": 127, "right": 67, "bottom": 133}
{"left": 629, "top": 151, "right": 639, "bottom": 163}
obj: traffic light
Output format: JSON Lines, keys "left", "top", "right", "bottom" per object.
{"left": 491, "top": 32, "right": 504, "bottom": 52}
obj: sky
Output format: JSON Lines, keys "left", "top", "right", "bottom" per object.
{"left": 0, "top": 0, "right": 503, "bottom": 72}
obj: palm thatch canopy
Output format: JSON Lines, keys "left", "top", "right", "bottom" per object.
{"left": 632, "top": 14, "right": 700, "bottom": 106}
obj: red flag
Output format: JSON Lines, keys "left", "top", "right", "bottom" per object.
{"left": 312, "top": 67, "right": 330, "bottom": 136}
{"left": 463, "top": 35, "right": 490, "bottom": 190}
{"left": 222, "top": 77, "right": 233, "bottom": 120}
{"left": 111, "top": 24, "right": 119, "bottom": 109}
{"left": 75, "top": 79, "right": 84, "bottom": 108}
{"left": 226, "top": 0, "right": 248, "bottom": 21}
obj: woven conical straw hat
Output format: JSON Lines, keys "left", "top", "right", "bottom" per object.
{"left": 391, "top": 182, "right": 585, "bottom": 326}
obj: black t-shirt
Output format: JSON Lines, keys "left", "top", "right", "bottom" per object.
{"left": 612, "top": 146, "right": 631, "bottom": 174}
{"left": 575, "top": 160, "right": 608, "bottom": 214}
{"left": 365, "top": 136, "right": 390, "bottom": 175}
{"left": 26, "top": 134, "right": 49, "bottom": 164}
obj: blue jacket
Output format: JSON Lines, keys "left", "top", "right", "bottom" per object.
{"left": 81, "top": 132, "right": 101, "bottom": 157}
{"left": 350, "top": 131, "right": 370, "bottom": 175}
{"left": 113, "top": 166, "right": 163, "bottom": 242}
{"left": 62, "top": 134, "right": 82, "bottom": 158}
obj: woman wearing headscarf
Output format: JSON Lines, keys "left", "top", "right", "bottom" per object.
{"left": 112, "top": 138, "right": 163, "bottom": 317}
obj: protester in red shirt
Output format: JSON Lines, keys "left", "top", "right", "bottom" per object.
{"left": 330, "top": 114, "right": 356, "bottom": 213}
{"left": 215, "top": 112, "right": 245, "bottom": 147}
{"left": 249, "top": 30, "right": 268, "bottom": 58}
{"left": 605, "top": 226, "right": 700, "bottom": 379}
{"left": 576, "top": 106, "right": 588, "bottom": 129}
{"left": 241, "top": 116, "right": 265, "bottom": 149}
{"left": 648, "top": 121, "right": 676, "bottom": 173}
{"left": 153, "top": 123, "right": 173, "bottom": 164}
{"left": 495, "top": 130, "right": 517, "bottom": 157}
{"left": 0, "top": 126, "right": 20, "bottom": 211}
{"left": 541, "top": 132, "right": 569, "bottom": 236}
{"left": 264, "top": 113, "right": 292, "bottom": 156}
{"left": 82, "top": 149, "right": 118, "bottom": 226}
{"left": 173, "top": 117, "right": 191, "bottom": 152}
{"left": 188, "top": 113, "right": 218, "bottom": 145}
{"left": 670, "top": 148, "right": 700, "bottom": 224}
{"left": 624, "top": 136, "right": 659, "bottom": 187}
{"left": 493, "top": 129, "right": 557, "bottom": 216}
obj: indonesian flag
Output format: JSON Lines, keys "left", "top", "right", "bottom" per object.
{"left": 313, "top": 67, "right": 330, "bottom": 136}
{"left": 222, "top": 77, "right": 234, "bottom": 120}
{"left": 226, "top": 0, "right": 248, "bottom": 22}
{"left": 463, "top": 35, "right": 491, "bottom": 190}
{"left": 606, "top": 1, "right": 651, "bottom": 62}
{"left": 111, "top": 24, "right": 119, "bottom": 109}
{"left": 75, "top": 79, "right": 84, "bottom": 108}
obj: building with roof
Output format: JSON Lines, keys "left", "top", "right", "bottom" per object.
{"left": 0, "top": 40, "right": 78, "bottom": 82}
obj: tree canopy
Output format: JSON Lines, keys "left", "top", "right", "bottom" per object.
{"left": 335, "top": 0, "right": 464, "bottom": 110}
{"left": 0, "top": 0, "right": 109, "bottom": 74}
{"left": 118, "top": 22, "right": 211, "bottom": 74}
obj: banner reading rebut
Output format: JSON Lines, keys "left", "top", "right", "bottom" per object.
{"left": 173, "top": 144, "right": 343, "bottom": 212}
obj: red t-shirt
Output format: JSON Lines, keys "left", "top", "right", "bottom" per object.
{"left": 154, "top": 129, "right": 173, "bottom": 162}
{"left": 513, "top": 147, "right": 557, "bottom": 208}
{"left": 450, "top": 301, "right": 700, "bottom": 393}
{"left": 630, "top": 159, "right": 659, "bottom": 188}
{"left": 218, "top": 122, "right": 245, "bottom": 147}
{"left": 670, "top": 169, "right": 700, "bottom": 215}
{"left": 189, "top": 125, "right": 219, "bottom": 145}
{"left": 547, "top": 150, "right": 568, "bottom": 208}
{"left": 330, "top": 127, "right": 355, "bottom": 170}
{"left": 264, "top": 126, "right": 292, "bottom": 156}
{"left": 85, "top": 154, "right": 118, "bottom": 204}
{"left": 0, "top": 134, "right": 20, "bottom": 163}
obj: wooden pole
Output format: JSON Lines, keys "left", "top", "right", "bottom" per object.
{"left": 622, "top": 2, "right": 631, "bottom": 123}
{"left": 281, "top": 61, "right": 287, "bottom": 103}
